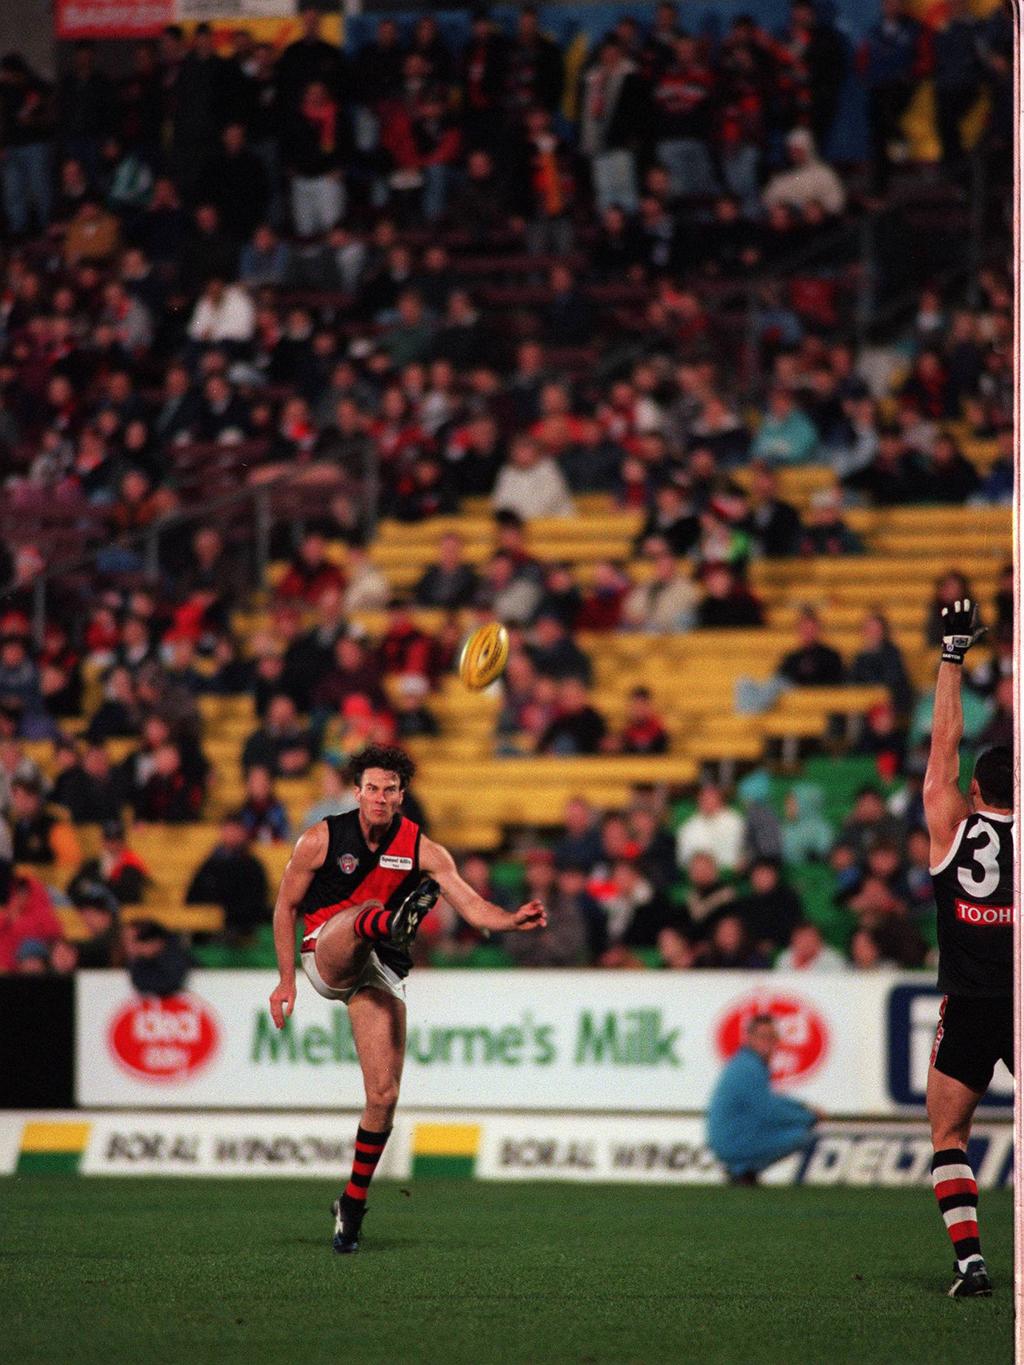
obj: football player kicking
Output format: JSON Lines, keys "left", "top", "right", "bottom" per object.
{"left": 923, "top": 599, "right": 1014, "bottom": 1298}
{"left": 269, "top": 743, "right": 546, "bottom": 1254}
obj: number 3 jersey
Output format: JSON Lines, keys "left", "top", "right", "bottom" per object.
{"left": 930, "top": 810, "right": 1014, "bottom": 997}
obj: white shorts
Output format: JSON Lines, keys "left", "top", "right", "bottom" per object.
{"left": 301, "top": 924, "right": 406, "bottom": 1005}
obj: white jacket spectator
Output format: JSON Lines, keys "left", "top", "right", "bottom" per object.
{"left": 762, "top": 129, "right": 846, "bottom": 217}
{"left": 675, "top": 782, "right": 745, "bottom": 871}
{"left": 492, "top": 437, "right": 575, "bottom": 520}
{"left": 622, "top": 542, "right": 698, "bottom": 633}
{"left": 774, "top": 922, "right": 848, "bottom": 972}
{"left": 188, "top": 281, "right": 256, "bottom": 345}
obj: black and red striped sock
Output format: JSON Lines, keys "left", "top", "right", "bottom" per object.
{"left": 343, "top": 1126, "right": 391, "bottom": 1205}
{"left": 353, "top": 905, "right": 392, "bottom": 941}
{"left": 931, "top": 1148, "right": 982, "bottom": 1268}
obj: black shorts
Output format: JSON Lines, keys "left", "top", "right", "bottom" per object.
{"left": 931, "top": 994, "right": 1015, "bottom": 1094}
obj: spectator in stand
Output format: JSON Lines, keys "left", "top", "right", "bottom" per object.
{"left": 651, "top": 33, "right": 719, "bottom": 199}
{"left": 553, "top": 795, "right": 603, "bottom": 872}
{"left": 743, "top": 463, "right": 801, "bottom": 557}
{"left": 636, "top": 480, "right": 701, "bottom": 557}
{"left": 197, "top": 122, "right": 270, "bottom": 244}
{"left": 781, "top": 782, "right": 834, "bottom": 864}
{"left": 67, "top": 818, "right": 149, "bottom": 906}
{"left": 798, "top": 487, "right": 864, "bottom": 556}
{"left": 504, "top": 849, "right": 591, "bottom": 967}
{"left": 734, "top": 859, "right": 804, "bottom": 956}
{"left": 10, "top": 776, "right": 79, "bottom": 869}
{"left": 700, "top": 914, "right": 771, "bottom": 969}
{"left": 839, "top": 786, "right": 905, "bottom": 860}
{"left": 751, "top": 387, "right": 819, "bottom": 466}
{"left": 492, "top": 435, "right": 574, "bottom": 521}
{"left": 762, "top": 128, "right": 846, "bottom": 217}
{"left": 849, "top": 611, "right": 914, "bottom": 714}
{"left": 931, "top": 0, "right": 983, "bottom": 167}
{"left": 920, "top": 432, "right": 981, "bottom": 504}
{"left": 302, "top": 761, "right": 357, "bottom": 827}
{"left": 600, "top": 856, "right": 678, "bottom": 958}
{"left": 526, "top": 613, "right": 592, "bottom": 685}
{"left": 679, "top": 850, "right": 735, "bottom": 942}
{"left": 378, "top": 600, "right": 435, "bottom": 681}
{"left": 858, "top": 0, "right": 930, "bottom": 195}
{"left": 775, "top": 920, "right": 847, "bottom": 972}
{"left": 242, "top": 694, "right": 315, "bottom": 777}
{"left": 676, "top": 781, "right": 745, "bottom": 872}
{"left": 622, "top": 540, "right": 698, "bottom": 633}
{"left": 237, "top": 764, "right": 290, "bottom": 844}
{"left": 133, "top": 743, "right": 203, "bottom": 824}
{"left": 697, "top": 566, "right": 765, "bottom": 629}
{"left": 285, "top": 79, "right": 346, "bottom": 237}
{"left": 188, "top": 276, "right": 256, "bottom": 354}
{"left": 0, "top": 53, "right": 56, "bottom": 235}
{"left": 186, "top": 811, "right": 270, "bottom": 941}
{"left": 579, "top": 36, "right": 648, "bottom": 215}
{"left": 276, "top": 532, "right": 344, "bottom": 605}
{"left": 68, "top": 879, "right": 122, "bottom": 967}
{"left": 611, "top": 686, "right": 669, "bottom": 756}
{"left": 123, "top": 917, "right": 192, "bottom": 996}
{"left": 508, "top": 5, "right": 564, "bottom": 114}
{"left": 736, "top": 768, "right": 784, "bottom": 865}
{"left": 0, "top": 873, "right": 61, "bottom": 973}
{"left": 777, "top": 607, "right": 845, "bottom": 687}
{"left": 537, "top": 678, "right": 607, "bottom": 757}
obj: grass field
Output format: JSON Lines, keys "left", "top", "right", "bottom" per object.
{"left": 4, "top": 1178, "right": 1013, "bottom": 1364}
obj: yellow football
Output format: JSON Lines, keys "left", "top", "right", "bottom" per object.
{"left": 459, "top": 622, "right": 510, "bottom": 690}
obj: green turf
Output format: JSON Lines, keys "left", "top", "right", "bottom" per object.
{"left": 4, "top": 1178, "right": 1013, "bottom": 1365}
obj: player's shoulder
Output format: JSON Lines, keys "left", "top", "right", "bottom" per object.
{"left": 293, "top": 818, "right": 332, "bottom": 867}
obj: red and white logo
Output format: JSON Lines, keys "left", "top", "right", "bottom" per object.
{"left": 339, "top": 853, "right": 358, "bottom": 874}
{"left": 715, "top": 991, "right": 829, "bottom": 1086}
{"left": 954, "top": 899, "right": 1014, "bottom": 926}
{"left": 108, "top": 994, "right": 219, "bottom": 1082}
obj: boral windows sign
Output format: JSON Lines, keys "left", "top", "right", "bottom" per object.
{"left": 75, "top": 969, "right": 923, "bottom": 1114}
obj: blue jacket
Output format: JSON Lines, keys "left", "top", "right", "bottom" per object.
{"left": 706, "top": 1046, "right": 814, "bottom": 1160}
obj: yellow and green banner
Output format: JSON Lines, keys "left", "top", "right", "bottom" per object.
{"left": 411, "top": 1123, "right": 480, "bottom": 1180}
{"left": 17, "top": 1122, "right": 91, "bottom": 1176}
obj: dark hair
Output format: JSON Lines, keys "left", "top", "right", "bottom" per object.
{"left": 973, "top": 746, "right": 1012, "bottom": 810}
{"left": 746, "top": 1012, "right": 776, "bottom": 1033}
{"left": 348, "top": 744, "right": 415, "bottom": 791}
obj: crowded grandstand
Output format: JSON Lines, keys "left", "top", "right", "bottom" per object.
{"left": 0, "top": 0, "right": 1013, "bottom": 989}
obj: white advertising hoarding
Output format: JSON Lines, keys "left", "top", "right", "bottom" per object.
{"left": 71, "top": 968, "right": 1008, "bottom": 1117}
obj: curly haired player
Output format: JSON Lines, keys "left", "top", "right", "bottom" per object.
{"left": 923, "top": 599, "right": 1014, "bottom": 1298}
{"left": 268, "top": 743, "right": 546, "bottom": 1254}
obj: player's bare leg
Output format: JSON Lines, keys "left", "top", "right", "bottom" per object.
{"left": 313, "top": 899, "right": 380, "bottom": 993}
{"left": 332, "top": 987, "right": 406, "bottom": 1254}
{"left": 927, "top": 1065, "right": 991, "bottom": 1296}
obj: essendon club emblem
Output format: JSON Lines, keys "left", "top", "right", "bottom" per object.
{"left": 339, "top": 853, "right": 359, "bottom": 874}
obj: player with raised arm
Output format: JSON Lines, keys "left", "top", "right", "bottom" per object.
{"left": 922, "top": 598, "right": 1014, "bottom": 1298}
{"left": 268, "top": 743, "right": 547, "bottom": 1254}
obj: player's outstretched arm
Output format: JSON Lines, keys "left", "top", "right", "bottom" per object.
{"left": 923, "top": 599, "right": 984, "bottom": 863}
{"left": 420, "top": 836, "right": 547, "bottom": 934}
{"left": 269, "top": 822, "right": 329, "bottom": 1027}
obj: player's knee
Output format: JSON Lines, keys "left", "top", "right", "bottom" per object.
{"left": 366, "top": 1078, "right": 400, "bottom": 1116}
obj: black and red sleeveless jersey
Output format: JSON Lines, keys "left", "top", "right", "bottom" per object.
{"left": 301, "top": 809, "right": 422, "bottom": 978}
{"left": 930, "top": 809, "right": 1014, "bottom": 998}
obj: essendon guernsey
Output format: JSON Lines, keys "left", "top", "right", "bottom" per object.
{"left": 301, "top": 810, "right": 422, "bottom": 977}
{"left": 930, "top": 811, "right": 1014, "bottom": 997}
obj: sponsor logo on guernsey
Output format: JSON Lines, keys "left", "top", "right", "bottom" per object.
{"left": 338, "top": 853, "right": 358, "bottom": 874}
{"left": 379, "top": 854, "right": 413, "bottom": 871}
{"left": 954, "top": 899, "right": 1014, "bottom": 926}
